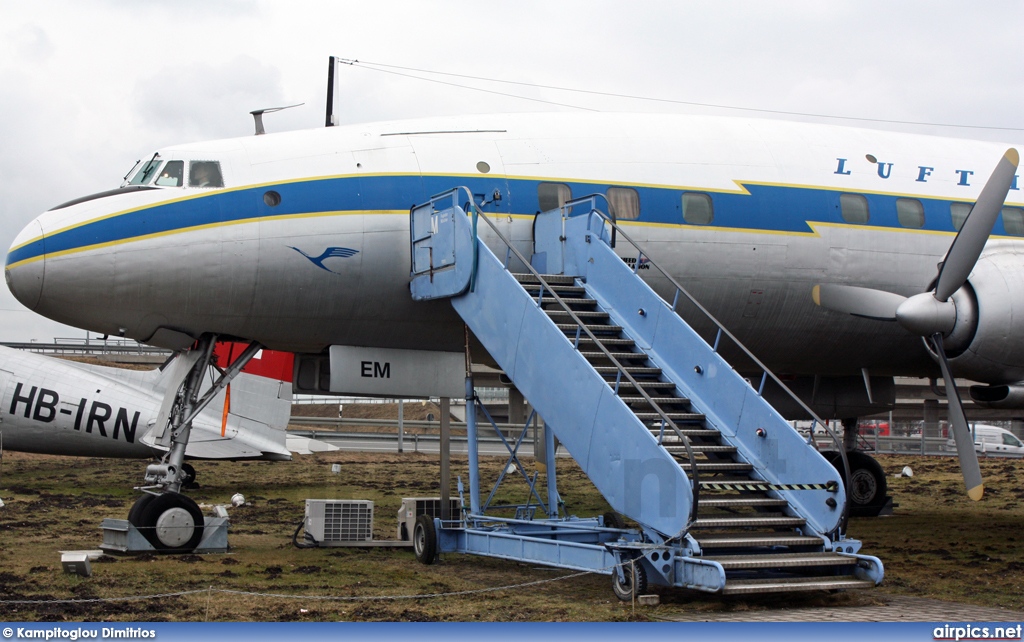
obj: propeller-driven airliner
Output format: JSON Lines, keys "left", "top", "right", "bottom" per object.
{"left": 4, "top": 98, "right": 1020, "bottom": 577}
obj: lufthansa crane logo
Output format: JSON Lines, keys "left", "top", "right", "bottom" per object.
{"left": 289, "top": 246, "right": 360, "bottom": 273}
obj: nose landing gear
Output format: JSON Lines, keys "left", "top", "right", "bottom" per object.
{"left": 124, "top": 334, "right": 262, "bottom": 553}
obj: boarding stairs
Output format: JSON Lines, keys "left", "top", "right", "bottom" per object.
{"left": 409, "top": 189, "right": 882, "bottom": 597}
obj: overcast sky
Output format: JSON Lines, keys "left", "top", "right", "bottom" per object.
{"left": 1, "top": 1, "right": 1022, "bottom": 342}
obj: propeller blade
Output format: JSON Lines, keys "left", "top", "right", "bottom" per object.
{"left": 928, "top": 333, "right": 984, "bottom": 501}
{"left": 935, "top": 148, "right": 1019, "bottom": 301}
{"left": 812, "top": 284, "right": 906, "bottom": 320}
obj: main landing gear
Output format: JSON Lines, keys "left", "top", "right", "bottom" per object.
{"left": 126, "top": 334, "right": 262, "bottom": 552}
{"left": 821, "top": 417, "right": 890, "bottom": 517}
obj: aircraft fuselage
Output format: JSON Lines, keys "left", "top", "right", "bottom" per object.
{"left": 7, "top": 113, "right": 1024, "bottom": 382}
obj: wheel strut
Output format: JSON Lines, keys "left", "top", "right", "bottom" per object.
{"left": 127, "top": 334, "right": 263, "bottom": 552}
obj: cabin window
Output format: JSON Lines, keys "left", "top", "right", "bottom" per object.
{"left": 1003, "top": 207, "right": 1024, "bottom": 236}
{"left": 1003, "top": 432, "right": 1024, "bottom": 447}
{"left": 537, "top": 183, "right": 571, "bottom": 212}
{"left": 950, "top": 202, "right": 972, "bottom": 231}
{"left": 682, "top": 192, "right": 714, "bottom": 225}
{"left": 189, "top": 161, "right": 224, "bottom": 188}
{"left": 128, "top": 159, "right": 162, "bottom": 185}
{"left": 839, "top": 194, "right": 869, "bottom": 224}
{"left": 607, "top": 187, "right": 640, "bottom": 221}
{"left": 154, "top": 160, "right": 184, "bottom": 187}
{"left": 896, "top": 198, "right": 925, "bottom": 228}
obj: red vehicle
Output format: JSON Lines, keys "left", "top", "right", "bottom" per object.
{"left": 858, "top": 422, "right": 890, "bottom": 437}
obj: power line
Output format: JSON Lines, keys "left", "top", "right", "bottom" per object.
{"left": 337, "top": 59, "right": 597, "bottom": 112}
{"left": 337, "top": 58, "right": 1024, "bottom": 132}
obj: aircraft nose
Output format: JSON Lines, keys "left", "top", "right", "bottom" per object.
{"left": 5, "top": 219, "right": 45, "bottom": 311}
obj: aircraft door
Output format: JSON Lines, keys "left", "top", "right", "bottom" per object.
{"left": 533, "top": 207, "right": 565, "bottom": 274}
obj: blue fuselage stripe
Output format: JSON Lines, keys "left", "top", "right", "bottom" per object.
{"left": 5, "top": 175, "right": 989, "bottom": 267}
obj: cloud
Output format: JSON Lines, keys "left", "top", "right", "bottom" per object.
{"left": 133, "top": 55, "right": 287, "bottom": 142}
{"left": 5, "top": 23, "right": 53, "bottom": 64}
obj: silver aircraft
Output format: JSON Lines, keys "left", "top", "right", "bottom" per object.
{"left": 5, "top": 111, "right": 1022, "bottom": 544}
{"left": 0, "top": 343, "right": 333, "bottom": 481}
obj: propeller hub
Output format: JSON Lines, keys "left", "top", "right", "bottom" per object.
{"left": 895, "top": 292, "right": 956, "bottom": 337}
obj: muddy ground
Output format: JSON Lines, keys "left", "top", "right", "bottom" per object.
{"left": 0, "top": 450, "right": 1021, "bottom": 621}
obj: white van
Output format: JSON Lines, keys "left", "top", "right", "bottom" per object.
{"left": 947, "top": 425, "right": 1024, "bottom": 457}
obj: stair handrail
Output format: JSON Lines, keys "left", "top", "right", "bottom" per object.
{"left": 432, "top": 186, "right": 704, "bottom": 536}
{"left": 568, "top": 194, "right": 850, "bottom": 535}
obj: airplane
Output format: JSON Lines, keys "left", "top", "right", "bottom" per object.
{"left": 5, "top": 106, "right": 1022, "bottom": 548}
{"left": 0, "top": 341, "right": 334, "bottom": 489}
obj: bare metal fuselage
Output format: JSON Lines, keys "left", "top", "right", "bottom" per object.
{"left": 7, "top": 113, "right": 1024, "bottom": 382}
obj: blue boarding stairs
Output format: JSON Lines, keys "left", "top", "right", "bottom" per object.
{"left": 409, "top": 188, "right": 883, "bottom": 599}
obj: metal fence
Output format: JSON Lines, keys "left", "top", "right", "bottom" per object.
{"left": 1, "top": 337, "right": 169, "bottom": 356}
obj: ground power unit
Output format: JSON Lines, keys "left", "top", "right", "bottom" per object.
{"left": 303, "top": 499, "right": 373, "bottom": 545}
{"left": 397, "top": 497, "right": 463, "bottom": 542}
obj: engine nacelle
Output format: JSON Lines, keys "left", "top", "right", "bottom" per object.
{"left": 969, "top": 383, "right": 1024, "bottom": 408}
{"left": 947, "top": 245, "right": 1024, "bottom": 384}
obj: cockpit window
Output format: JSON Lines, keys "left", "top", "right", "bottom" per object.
{"left": 188, "top": 161, "right": 224, "bottom": 188}
{"left": 154, "top": 160, "right": 184, "bottom": 187}
{"left": 128, "top": 159, "right": 163, "bottom": 185}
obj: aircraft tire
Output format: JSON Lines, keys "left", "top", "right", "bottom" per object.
{"left": 413, "top": 514, "right": 437, "bottom": 565}
{"left": 823, "top": 451, "right": 889, "bottom": 517}
{"left": 127, "top": 493, "right": 157, "bottom": 528}
{"left": 603, "top": 511, "right": 626, "bottom": 530}
{"left": 612, "top": 554, "right": 647, "bottom": 601}
{"left": 138, "top": 492, "right": 205, "bottom": 552}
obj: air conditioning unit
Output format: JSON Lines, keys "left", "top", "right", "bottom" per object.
{"left": 304, "top": 499, "right": 373, "bottom": 545}
{"left": 397, "top": 497, "right": 462, "bottom": 541}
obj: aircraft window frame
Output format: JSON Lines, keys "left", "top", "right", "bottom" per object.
{"left": 154, "top": 160, "right": 184, "bottom": 187}
{"left": 896, "top": 198, "right": 925, "bottom": 229}
{"left": 607, "top": 187, "right": 640, "bottom": 221}
{"left": 537, "top": 182, "right": 571, "bottom": 212}
{"left": 682, "top": 192, "right": 714, "bottom": 225}
{"left": 1002, "top": 207, "right": 1024, "bottom": 236}
{"left": 950, "top": 202, "right": 972, "bottom": 231}
{"left": 188, "top": 160, "right": 225, "bottom": 188}
{"left": 839, "top": 193, "right": 870, "bottom": 224}
{"left": 128, "top": 159, "right": 163, "bottom": 186}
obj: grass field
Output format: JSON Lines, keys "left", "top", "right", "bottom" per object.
{"left": 0, "top": 449, "right": 1021, "bottom": 621}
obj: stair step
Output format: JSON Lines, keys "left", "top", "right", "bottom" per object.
{"left": 698, "top": 497, "right": 789, "bottom": 509}
{"left": 693, "top": 533, "right": 823, "bottom": 548}
{"left": 692, "top": 515, "right": 806, "bottom": 528}
{"left": 721, "top": 576, "right": 876, "bottom": 595}
{"left": 608, "top": 381, "right": 677, "bottom": 391}
{"left": 542, "top": 299, "right": 597, "bottom": 309}
{"left": 546, "top": 310, "right": 610, "bottom": 320}
{"left": 572, "top": 337, "right": 636, "bottom": 347}
{"left": 709, "top": 553, "right": 858, "bottom": 571}
{"left": 580, "top": 351, "right": 648, "bottom": 361}
{"left": 664, "top": 445, "right": 736, "bottom": 454}
{"left": 655, "top": 429, "right": 720, "bottom": 439}
{"left": 619, "top": 396, "right": 690, "bottom": 405}
{"left": 556, "top": 323, "right": 623, "bottom": 334}
{"left": 687, "top": 462, "right": 754, "bottom": 473}
{"left": 521, "top": 284, "right": 588, "bottom": 296}
{"left": 595, "top": 366, "right": 662, "bottom": 376}
{"left": 513, "top": 273, "right": 577, "bottom": 285}
{"left": 634, "top": 412, "right": 706, "bottom": 422}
